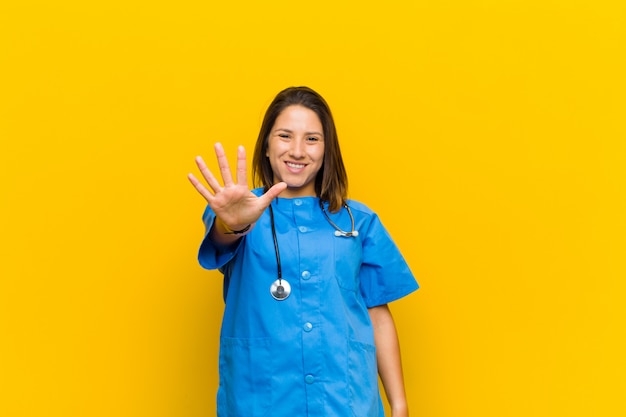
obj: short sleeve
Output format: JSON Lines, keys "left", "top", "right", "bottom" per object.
{"left": 197, "top": 205, "right": 242, "bottom": 271}
{"left": 358, "top": 213, "right": 419, "bottom": 308}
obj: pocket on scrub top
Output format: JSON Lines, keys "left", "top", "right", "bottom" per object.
{"left": 217, "top": 337, "right": 272, "bottom": 417}
{"left": 347, "top": 340, "right": 379, "bottom": 416}
{"left": 332, "top": 232, "right": 362, "bottom": 292}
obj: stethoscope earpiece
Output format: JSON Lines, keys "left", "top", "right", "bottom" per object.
{"left": 322, "top": 201, "right": 359, "bottom": 238}
{"left": 334, "top": 230, "right": 359, "bottom": 237}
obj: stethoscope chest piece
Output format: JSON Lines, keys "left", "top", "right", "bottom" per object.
{"left": 270, "top": 279, "right": 291, "bottom": 301}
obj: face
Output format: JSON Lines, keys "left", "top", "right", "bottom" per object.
{"left": 266, "top": 105, "right": 325, "bottom": 198}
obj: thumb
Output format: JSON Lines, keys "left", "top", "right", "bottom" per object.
{"left": 258, "top": 182, "right": 288, "bottom": 207}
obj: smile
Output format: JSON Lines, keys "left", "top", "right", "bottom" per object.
{"left": 286, "top": 162, "right": 306, "bottom": 169}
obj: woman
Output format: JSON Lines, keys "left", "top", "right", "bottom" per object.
{"left": 188, "top": 86, "right": 418, "bottom": 417}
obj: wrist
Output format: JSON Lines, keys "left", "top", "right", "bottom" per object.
{"left": 219, "top": 220, "right": 252, "bottom": 235}
{"left": 224, "top": 224, "right": 251, "bottom": 235}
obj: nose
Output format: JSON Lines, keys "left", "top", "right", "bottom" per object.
{"left": 289, "top": 138, "right": 305, "bottom": 158}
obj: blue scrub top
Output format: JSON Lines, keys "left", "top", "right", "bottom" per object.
{"left": 198, "top": 190, "right": 419, "bottom": 417}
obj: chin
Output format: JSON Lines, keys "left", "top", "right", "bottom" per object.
{"left": 282, "top": 184, "right": 316, "bottom": 197}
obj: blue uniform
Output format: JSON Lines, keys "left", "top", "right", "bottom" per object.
{"left": 198, "top": 190, "right": 419, "bottom": 417}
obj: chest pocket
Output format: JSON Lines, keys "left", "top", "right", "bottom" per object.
{"left": 332, "top": 234, "right": 363, "bottom": 292}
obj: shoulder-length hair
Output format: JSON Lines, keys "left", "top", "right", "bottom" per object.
{"left": 252, "top": 86, "right": 348, "bottom": 212}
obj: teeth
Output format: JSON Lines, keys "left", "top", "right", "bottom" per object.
{"left": 286, "top": 162, "right": 305, "bottom": 168}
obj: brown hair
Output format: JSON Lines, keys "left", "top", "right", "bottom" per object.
{"left": 252, "top": 86, "right": 348, "bottom": 212}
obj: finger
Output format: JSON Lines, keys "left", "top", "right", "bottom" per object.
{"left": 214, "top": 142, "right": 234, "bottom": 187}
{"left": 195, "top": 155, "right": 223, "bottom": 192}
{"left": 187, "top": 173, "right": 215, "bottom": 203}
{"left": 257, "top": 182, "right": 288, "bottom": 207}
{"left": 235, "top": 145, "right": 248, "bottom": 186}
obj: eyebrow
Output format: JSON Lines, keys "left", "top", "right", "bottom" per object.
{"left": 274, "top": 128, "right": 324, "bottom": 136}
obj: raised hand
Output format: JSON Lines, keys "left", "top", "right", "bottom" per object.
{"left": 188, "top": 142, "right": 286, "bottom": 232}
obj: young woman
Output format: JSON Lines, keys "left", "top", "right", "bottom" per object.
{"left": 188, "top": 86, "right": 418, "bottom": 417}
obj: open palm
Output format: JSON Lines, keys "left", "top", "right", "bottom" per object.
{"left": 188, "top": 142, "right": 286, "bottom": 229}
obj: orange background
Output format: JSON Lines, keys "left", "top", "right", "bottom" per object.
{"left": 1, "top": 1, "right": 625, "bottom": 416}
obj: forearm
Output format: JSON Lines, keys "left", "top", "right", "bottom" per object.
{"left": 368, "top": 304, "right": 409, "bottom": 417}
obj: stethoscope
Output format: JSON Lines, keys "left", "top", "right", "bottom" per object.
{"left": 319, "top": 201, "right": 359, "bottom": 237}
{"left": 268, "top": 201, "right": 358, "bottom": 301}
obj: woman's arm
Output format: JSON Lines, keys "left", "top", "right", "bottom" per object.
{"left": 368, "top": 304, "right": 409, "bottom": 417}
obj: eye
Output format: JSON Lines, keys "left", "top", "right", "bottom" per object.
{"left": 307, "top": 136, "right": 320, "bottom": 142}
{"left": 278, "top": 133, "right": 290, "bottom": 139}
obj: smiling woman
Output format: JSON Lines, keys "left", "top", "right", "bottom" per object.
{"left": 265, "top": 105, "right": 325, "bottom": 197}
{"left": 187, "top": 86, "right": 419, "bottom": 417}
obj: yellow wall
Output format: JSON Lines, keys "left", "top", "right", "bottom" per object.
{"left": 1, "top": 1, "right": 624, "bottom": 416}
